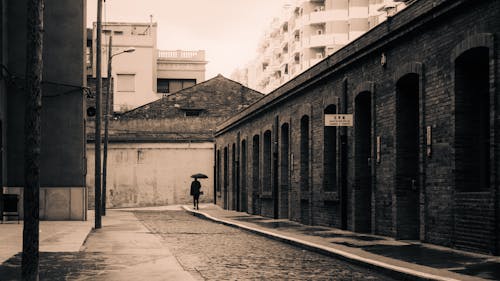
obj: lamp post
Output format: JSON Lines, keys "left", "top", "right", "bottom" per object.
{"left": 94, "top": 0, "right": 103, "bottom": 229}
{"left": 102, "top": 35, "right": 134, "bottom": 216}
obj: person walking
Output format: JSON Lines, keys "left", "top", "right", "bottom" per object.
{"left": 190, "top": 178, "right": 201, "bottom": 210}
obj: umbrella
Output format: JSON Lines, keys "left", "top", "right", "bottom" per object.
{"left": 191, "top": 173, "right": 208, "bottom": 179}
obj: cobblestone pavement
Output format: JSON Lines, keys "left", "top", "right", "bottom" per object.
{"left": 135, "top": 210, "right": 397, "bottom": 281}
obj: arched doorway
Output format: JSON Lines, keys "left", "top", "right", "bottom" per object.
{"left": 395, "top": 73, "right": 420, "bottom": 239}
{"left": 223, "top": 146, "right": 228, "bottom": 209}
{"left": 232, "top": 143, "right": 237, "bottom": 211}
{"left": 280, "top": 123, "right": 290, "bottom": 218}
{"left": 241, "top": 139, "right": 248, "bottom": 213}
{"left": 454, "top": 47, "right": 494, "bottom": 253}
{"left": 252, "top": 135, "right": 260, "bottom": 215}
{"left": 354, "top": 92, "right": 372, "bottom": 233}
{"left": 300, "top": 115, "right": 310, "bottom": 225}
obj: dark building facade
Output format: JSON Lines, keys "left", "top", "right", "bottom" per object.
{"left": 0, "top": 0, "right": 87, "bottom": 220}
{"left": 214, "top": 0, "right": 500, "bottom": 255}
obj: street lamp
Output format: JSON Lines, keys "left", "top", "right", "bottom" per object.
{"left": 102, "top": 35, "right": 135, "bottom": 216}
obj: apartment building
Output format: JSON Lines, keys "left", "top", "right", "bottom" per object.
{"left": 234, "top": 0, "right": 406, "bottom": 93}
{"left": 89, "top": 22, "right": 207, "bottom": 112}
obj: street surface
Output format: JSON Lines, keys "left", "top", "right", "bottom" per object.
{"left": 0, "top": 209, "right": 397, "bottom": 280}
{"left": 135, "top": 210, "right": 397, "bottom": 280}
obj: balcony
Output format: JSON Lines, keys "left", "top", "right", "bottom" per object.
{"left": 330, "top": 9, "right": 348, "bottom": 20}
{"left": 288, "top": 15, "right": 304, "bottom": 32}
{"left": 280, "top": 50, "right": 290, "bottom": 61}
{"left": 308, "top": 10, "right": 334, "bottom": 25}
{"left": 157, "top": 50, "right": 205, "bottom": 61}
{"left": 309, "top": 58, "right": 322, "bottom": 66}
{"left": 303, "top": 34, "right": 335, "bottom": 48}
{"left": 291, "top": 40, "right": 301, "bottom": 54}
{"left": 260, "top": 52, "right": 271, "bottom": 63}
{"left": 290, "top": 64, "right": 302, "bottom": 76}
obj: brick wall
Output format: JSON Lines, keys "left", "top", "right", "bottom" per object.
{"left": 215, "top": 0, "right": 500, "bottom": 254}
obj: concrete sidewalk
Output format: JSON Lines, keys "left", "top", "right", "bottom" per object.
{"left": 0, "top": 213, "right": 93, "bottom": 264}
{"left": 184, "top": 204, "right": 500, "bottom": 281}
{"left": 80, "top": 209, "right": 196, "bottom": 281}
{"left": 0, "top": 209, "right": 196, "bottom": 280}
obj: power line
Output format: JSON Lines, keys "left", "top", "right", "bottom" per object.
{"left": 1, "top": 63, "right": 92, "bottom": 98}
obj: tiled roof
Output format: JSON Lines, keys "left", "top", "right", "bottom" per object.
{"left": 119, "top": 74, "right": 264, "bottom": 119}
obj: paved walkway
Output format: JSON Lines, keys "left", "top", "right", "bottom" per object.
{"left": 0, "top": 214, "right": 93, "bottom": 264}
{"left": 184, "top": 204, "right": 500, "bottom": 281}
{"left": 80, "top": 209, "right": 195, "bottom": 280}
{"left": 0, "top": 208, "right": 195, "bottom": 280}
{"left": 2, "top": 205, "right": 499, "bottom": 280}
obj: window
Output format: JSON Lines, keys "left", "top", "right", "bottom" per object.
{"left": 294, "top": 54, "right": 300, "bottom": 64}
{"left": 184, "top": 110, "right": 201, "bottom": 117}
{"left": 114, "top": 30, "right": 124, "bottom": 35}
{"left": 263, "top": 130, "right": 272, "bottom": 192}
{"left": 455, "top": 47, "right": 490, "bottom": 191}
{"left": 137, "top": 150, "right": 146, "bottom": 164}
{"left": 86, "top": 46, "right": 92, "bottom": 66}
{"left": 157, "top": 79, "right": 170, "bottom": 93}
{"left": 156, "top": 79, "right": 196, "bottom": 94}
{"left": 117, "top": 74, "right": 135, "bottom": 92}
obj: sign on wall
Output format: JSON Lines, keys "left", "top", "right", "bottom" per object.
{"left": 324, "top": 114, "right": 353, "bottom": 126}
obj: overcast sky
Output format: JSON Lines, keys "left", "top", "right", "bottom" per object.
{"left": 87, "top": 0, "right": 289, "bottom": 79}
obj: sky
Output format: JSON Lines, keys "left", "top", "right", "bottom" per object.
{"left": 87, "top": 0, "right": 289, "bottom": 79}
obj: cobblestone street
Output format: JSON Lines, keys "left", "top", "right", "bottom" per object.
{"left": 135, "top": 210, "right": 397, "bottom": 280}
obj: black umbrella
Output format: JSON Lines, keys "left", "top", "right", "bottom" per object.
{"left": 191, "top": 173, "right": 208, "bottom": 179}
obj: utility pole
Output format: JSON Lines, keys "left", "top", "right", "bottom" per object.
{"left": 102, "top": 35, "right": 112, "bottom": 216}
{"left": 22, "top": 0, "right": 44, "bottom": 279}
{"left": 94, "top": 0, "right": 103, "bottom": 228}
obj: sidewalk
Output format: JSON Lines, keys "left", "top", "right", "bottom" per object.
{"left": 0, "top": 209, "right": 196, "bottom": 280}
{"left": 184, "top": 204, "right": 500, "bottom": 281}
{"left": 0, "top": 213, "right": 94, "bottom": 264}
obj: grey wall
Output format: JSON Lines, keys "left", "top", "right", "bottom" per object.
{"left": 6, "top": 0, "right": 86, "bottom": 187}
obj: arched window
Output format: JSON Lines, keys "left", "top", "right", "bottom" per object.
{"left": 455, "top": 47, "right": 490, "bottom": 192}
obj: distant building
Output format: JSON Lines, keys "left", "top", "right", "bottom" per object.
{"left": 86, "top": 75, "right": 263, "bottom": 208}
{"left": 157, "top": 50, "right": 207, "bottom": 96}
{"left": 233, "top": 0, "right": 406, "bottom": 93}
{"left": 88, "top": 22, "right": 207, "bottom": 112}
{"left": 1, "top": 0, "right": 87, "bottom": 220}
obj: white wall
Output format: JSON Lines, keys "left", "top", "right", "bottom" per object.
{"left": 93, "top": 23, "right": 159, "bottom": 112}
{"left": 110, "top": 46, "right": 157, "bottom": 112}
{"left": 87, "top": 142, "right": 214, "bottom": 208}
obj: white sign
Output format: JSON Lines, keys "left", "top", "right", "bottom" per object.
{"left": 324, "top": 114, "right": 353, "bottom": 126}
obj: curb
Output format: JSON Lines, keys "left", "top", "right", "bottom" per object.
{"left": 182, "top": 206, "right": 459, "bottom": 281}
{"left": 78, "top": 226, "right": 95, "bottom": 252}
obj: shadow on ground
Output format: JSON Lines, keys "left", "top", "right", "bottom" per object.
{"left": 363, "top": 245, "right": 500, "bottom": 280}
{"left": 231, "top": 214, "right": 500, "bottom": 280}
{"left": 0, "top": 252, "right": 107, "bottom": 281}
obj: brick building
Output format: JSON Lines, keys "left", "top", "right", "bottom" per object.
{"left": 214, "top": 0, "right": 500, "bottom": 255}
{"left": 87, "top": 75, "right": 263, "bottom": 208}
